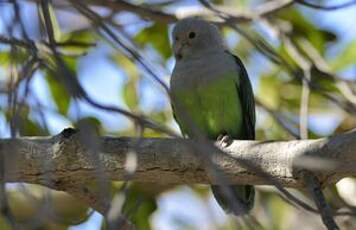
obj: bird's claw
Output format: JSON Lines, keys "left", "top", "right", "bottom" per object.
{"left": 216, "top": 134, "right": 233, "bottom": 148}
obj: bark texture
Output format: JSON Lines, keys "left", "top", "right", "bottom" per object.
{"left": 1, "top": 128, "right": 356, "bottom": 212}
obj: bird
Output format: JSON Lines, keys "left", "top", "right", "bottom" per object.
{"left": 170, "top": 17, "right": 256, "bottom": 215}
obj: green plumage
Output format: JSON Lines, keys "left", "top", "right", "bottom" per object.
{"left": 170, "top": 18, "right": 255, "bottom": 215}
{"left": 171, "top": 53, "right": 256, "bottom": 215}
{"left": 173, "top": 72, "right": 243, "bottom": 138}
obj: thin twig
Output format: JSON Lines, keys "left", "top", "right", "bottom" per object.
{"left": 303, "top": 171, "right": 340, "bottom": 230}
{"left": 256, "top": 99, "right": 300, "bottom": 139}
{"left": 281, "top": 35, "right": 311, "bottom": 139}
{"left": 70, "top": 1, "right": 170, "bottom": 94}
{"left": 295, "top": 0, "right": 356, "bottom": 10}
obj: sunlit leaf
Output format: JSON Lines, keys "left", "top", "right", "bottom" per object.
{"left": 123, "top": 80, "right": 139, "bottom": 111}
{"left": 59, "top": 29, "right": 97, "bottom": 56}
{"left": 0, "top": 50, "right": 29, "bottom": 67}
{"left": 257, "top": 72, "right": 283, "bottom": 109}
{"left": 113, "top": 54, "right": 140, "bottom": 110}
{"left": 191, "top": 185, "right": 210, "bottom": 198}
{"left": 4, "top": 106, "right": 48, "bottom": 136}
{"left": 0, "top": 216, "right": 11, "bottom": 230}
{"left": 51, "top": 191, "right": 90, "bottom": 225}
{"left": 46, "top": 72, "right": 71, "bottom": 115}
{"left": 7, "top": 186, "right": 89, "bottom": 227}
{"left": 122, "top": 185, "right": 158, "bottom": 230}
{"left": 44, "top": 55, "right": 77, "bottom": 115}
{"left": 330, "top": 41, "right": 356, "bottom": 71}
{"left": 39, "top": 2, "right": 62, "bottom": 41}
{"left": 0, "top": 52, "right": 10, "bottom": 67}
{"left": 135, "top": 22, "right": 172, "bottom": 60}
{"left": 275, "top": 9, "right": 337, "bottom": 53}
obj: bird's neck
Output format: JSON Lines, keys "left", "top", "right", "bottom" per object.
{"left": 188, "top": 47, "right": 222, "bottom": 60}
{"left": 172, "top": 49, "right": 236, "bottom": 86}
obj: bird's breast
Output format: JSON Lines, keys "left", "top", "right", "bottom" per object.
{"left": 171, "top": 52, "right": 238, "bottom": 90}
{"left": 170, "top": 53, "right": 243, "bottom": 138}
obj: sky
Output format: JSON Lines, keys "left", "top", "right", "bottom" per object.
{"left": 0, "top": 0, "right": 356, "bottom": 229}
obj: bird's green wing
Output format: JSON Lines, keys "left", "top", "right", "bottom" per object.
{"left": 211, "top": 53, "right": 256, "bottom": 215}
{"left": 170, "top": 100, "right": 188, "bottom": 137}
{"left": 228, "top": 52, "right": 256, "bottom": 140}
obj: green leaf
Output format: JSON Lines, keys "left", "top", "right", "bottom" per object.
{"left": 122, "top": 185, "right": 157, "bottom": 230}
{"left": 113, "top": 54, "right": 140, "bottom": 110}
{"left": 46, "top": 71, "right": 71, "bottom": 115}
{"left": 5, "top": 106, "right": 48, "bottom": 136}
{"left": 0, "top": 50, "right": 29, "bottom": 67}
{"left": 21, "top": 118, "right": 48, "bottom": 136}
{"left": 266, "top": 193, "right": 292, "bottom": 229}
{"left": 211, "top": 0, "right": 224, "bottom": 4}
{"left": 330, "top": 41, "right": 356, "bottom": 71}
{"left": 135, "top": 22, "right": 172, "bottom": 60}
{"left": 7, "top": 186, "right": 89, "bottom": 228}
{"left": 44, "top": 54, "right": 77, "bottom": 115}
{"left": 0, "top": 216, "right": 11, "bottom": 230}
{"left": 0, "top": 52, "right": 10, "bottom": 67}
{"left": 59, "top": 29, "right": 97, "bottom": 56}
{"left": 257, "top": 72, "right": 283, "bottom": 109}
{"left": 276, "top": 9, "right": 337, "bottom": 53}
{"left": 123, "top": 79, "right": 139, "bottom": 110}
{"left": 39, "top": 2, "right": 62, "bottom": 41}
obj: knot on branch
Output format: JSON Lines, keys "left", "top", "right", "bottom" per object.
{"left": 51, "top": 128, "right": 91, "bottom": 171}
{"left": 60, "top": 128, "right": 78, "bottom": 139}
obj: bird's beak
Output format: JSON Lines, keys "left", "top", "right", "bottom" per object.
{"left": 174, "top": 41, "right": 188, "bottom": 60}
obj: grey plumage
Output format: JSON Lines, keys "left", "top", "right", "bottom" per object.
{"left": 170, "top": 17, "right": 256, "bottom": 215}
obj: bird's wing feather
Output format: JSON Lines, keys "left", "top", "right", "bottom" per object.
{"left": 228, "top": 52, "right": 256, "bottom": 140}
{"left": 171, "top": 99, "right": 188, "bottom": 137}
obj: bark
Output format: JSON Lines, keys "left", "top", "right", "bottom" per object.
{"left": 1, "top": 128, "right": 356, "bottom": 213}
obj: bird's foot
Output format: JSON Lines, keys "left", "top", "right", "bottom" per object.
{"left": 216, "top": 134, "right": 233, "bottom": 148}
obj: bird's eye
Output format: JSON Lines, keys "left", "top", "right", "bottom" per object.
{"left": 188, "top": 32, "right": 196, "bottom": 39}
{"left": 175, "top": 36, "right": 179, "bottom": 41}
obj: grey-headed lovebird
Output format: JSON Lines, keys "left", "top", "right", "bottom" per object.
{"left": 170, "top": 18, "right": 256, "bottom": 215}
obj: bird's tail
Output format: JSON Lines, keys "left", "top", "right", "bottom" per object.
{"left": 211, "top": 185, "right": 255, "bottom": 216}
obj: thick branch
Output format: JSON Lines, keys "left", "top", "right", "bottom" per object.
{"left": 1, "top": 128, "right": 356, "bottom": 187}
{"left": 1, "top": 128, "right": 356, "bottom": 213}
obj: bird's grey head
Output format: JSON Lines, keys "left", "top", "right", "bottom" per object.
{"left": 172, "top": 18, "right": 225, "bottom": 61}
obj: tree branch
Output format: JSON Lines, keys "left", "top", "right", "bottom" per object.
{"left": 25, "top": 0, "right": 293, "bottom": 24}
{"left": 1, "top": 125, "right": 356, "bottom": 218}
{"left": 295, "top": 0, "right": 356, "bottom": 11}
{"left": 1, "top": 128, "right": 356, "bottom": 211}
{"left": 304, "top": 171, "right": 340, "bottom": 230}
